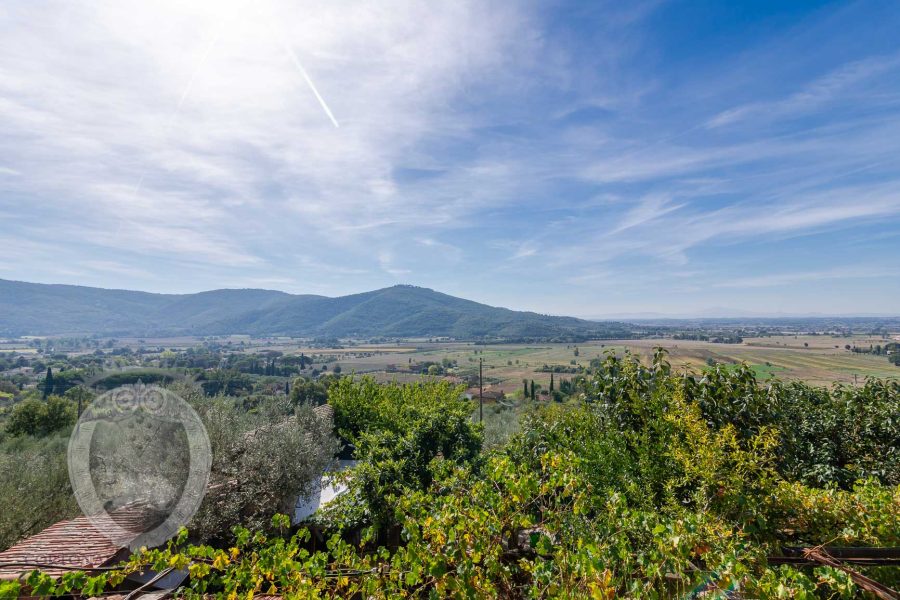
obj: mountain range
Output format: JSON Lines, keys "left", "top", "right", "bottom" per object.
{"left": 0, "top": 279, "right": 635, "bottom": 340}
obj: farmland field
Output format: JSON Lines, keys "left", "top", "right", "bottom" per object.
{"left": 241, "top": 332, "right": 900, "bottom": 393}
{"left": 27, "top": 331, "right": 896, "bottom": 396}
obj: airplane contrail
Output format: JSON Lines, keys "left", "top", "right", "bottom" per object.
{"left": 279, "top": 38, "right": 340, "bottom": 128}
{"left": 134, "top": 20, "right": 225, "bottom": 198}
{"left": 115, "top": 13, "right": 230, "bottom": 243}
{"left": 115, "top": 1, "right": 339, "bottom": 242}
{"left": 167, "top": 26, "right": 224, "bottom": 130}
{"left": 265, "top": 19, "right": 340, "bottom": 128}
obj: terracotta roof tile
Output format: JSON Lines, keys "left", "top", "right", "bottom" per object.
{"left": 0, "top": 505, "right": 161, "bottom": 580}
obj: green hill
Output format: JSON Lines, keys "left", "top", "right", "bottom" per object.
{"left": 0, "top": 279, "right": 634, "bottom": 340}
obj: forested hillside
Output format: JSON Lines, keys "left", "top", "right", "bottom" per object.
{"left": 0, "top": 279, "right": 634, "bottom": 340}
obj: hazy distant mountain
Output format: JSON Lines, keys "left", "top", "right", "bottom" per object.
{"left": 0, "top": 279, "right": 634, "bottom": 340}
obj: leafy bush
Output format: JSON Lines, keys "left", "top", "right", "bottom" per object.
{"left": 586, "top": 350, "right": 900, "bottom": 488}
{"left": 189, "top": 395, "right": 338, "bottom": 542}
{"left": 322, "top": 377, "right": 482, "bottom": 528}
{"left": 288, "top": 376, "right": 328, "bottom": 406}
{"left": 0, "top": 434, "right": 79, "bottom": 550}
{"left": 4, "top": 396, "right": 77, "bottom": 437}
{"left": 11, "top": 355, "right": 900, "bottom": 597}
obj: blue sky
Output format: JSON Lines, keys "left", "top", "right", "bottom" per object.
{"left": 1, "top": 0, "right": 898, "bottom": 317}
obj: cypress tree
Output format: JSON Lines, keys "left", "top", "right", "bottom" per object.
{"left": 550, "top": 372, "right": 554, "bottom": 392}
{"left": 523, "top": 379, "right": 528, "bottom": 397}
{"left": 43, "top": 367, "right": 54, "bottom": 399}
{"left": 530, "top": 379, "right": 535, "bottom": 400}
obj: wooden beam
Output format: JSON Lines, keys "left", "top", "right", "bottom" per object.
{"left": 803, "top": 548, "right": 899, "bottom": 600}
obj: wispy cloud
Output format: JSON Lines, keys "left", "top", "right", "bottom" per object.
{"left": 377, "top": 251, "right": 411, "bottom": 277}
{"left": 509, "top": 243, "right": 538, "bottom": 261}
{"left": 1, "top": 0, "right": 899, "bottom": 315}
{"left": 610, "top": 194, "right": 685, "bottom": 233}
{"left": 707, "top": 53, "right": 900, "bottom": 128}
{"left": 0, "top": 0, "right": 541, "bottom": 272}
{"left": 712, "top": 267, "right": 899, "bottom": 289}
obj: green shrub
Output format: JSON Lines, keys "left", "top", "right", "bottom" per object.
{"left": 13, "top": 356, "right": 900, "bottom": 598}
{"left": 322, "top": 377, "right": 482, "bottom": 528}
{"left": 5, "top": 396, "right": 77, "bottom": 437}
{"left": 0, "top": 434, "right": 79, "bottom": 550}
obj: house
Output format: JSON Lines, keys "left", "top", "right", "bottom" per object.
{"left": 292, "top": 404, "right": 357, "bottom": 524}
{"left": 292, "top": 459, "right": 358, "bottom": 524}
{"left": 464, "top": 387, "right": 505, "bottom": 401}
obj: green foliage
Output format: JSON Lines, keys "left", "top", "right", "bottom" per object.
{"left": 0, "top": 580, "right": 21, "bottom": 600}
{"left": 63, "top": 385, "right": 93, "bottom": 413}
{"left": 774, "top": 378, "right": 900, "bottom": 487}
{"left": 189, "top": 396, "right": 338, "bottom": 542}
{"left": 0, "top": 380, "right": 18, "bottom": 396}
{"left": 586, "top": 350, "right": 900, "bottom": 488}
{"left": 765, "top": 479, "right": 900, "bottom": 545}
{"left": 324, "top": 377, "right": 482, "bottom": 527}
{"left": 751, "top": 565, "right": 856, "bottom": 599}
{"left": 42, "top": 367, "right": 53, "bottom": 399}
{"left": 196, "top": 369, "right": 251, "bottom": 396}
{"left": 0, "top": 433, "right": 79, "bottom": 550}
{"left": 4, "top": 398, "right": 45, "bottom": 436}
{"left": 289, "top": 376, "right": 328, "bottom": 406}
{"left": 4, "top": 396, "right": 76, "bottom": 437}
{"left": 11, "top": 354, "right": 900, "bottom": 597}
{"left": 93, "top": 370, "right": 174, "bottom": 390}
{"left": 42, "top": 369, "right": 84, "bottom": 396}
{"left": 481, "top": 401, "right": 525, "bottom": 449}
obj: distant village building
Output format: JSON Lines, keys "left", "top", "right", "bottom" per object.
{"left": 464, "top": 387, "right": 505, "bottom": 401}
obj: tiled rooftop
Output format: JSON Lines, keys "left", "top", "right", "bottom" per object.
{"left": 0, "top": 505, "right": 161, "bottom": 580}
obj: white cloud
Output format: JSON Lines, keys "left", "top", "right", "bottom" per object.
{"left": 510, "top": 243, "right": 538, "bottom": 260}
{"left": 377, "top": 250, "right": 411, "bottom": 277}
{"left": 543, "top": 180, "right": 900, "bottom": 274}
{"left": 707, "top": 53, "right": 900, "bottom": 128}
{"left": 1, "top": 0, "right": 898, "bottom": 316}
{"left": 609, "top": 194, "right": 685, "bottom": 234}
{"left": 0, "top": 0, "right": 539, "bottom": 268}
{"left": 712, "top": 267, "right": 899, "bottom": 289}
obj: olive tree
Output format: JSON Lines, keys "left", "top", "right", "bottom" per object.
{"left": 189, "top": 395, "right": 338, "bottom": 543}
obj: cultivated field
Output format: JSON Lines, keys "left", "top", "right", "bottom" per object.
{"left": 271, "top": 333, "right": 899, "bottom": 391}
{"left": 38, "top": 332, "right": 897, "bottom": 394}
